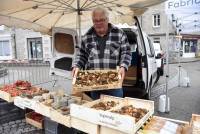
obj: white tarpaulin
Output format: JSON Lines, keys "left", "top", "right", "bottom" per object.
{"left": 165, "top": 0, "right": 200, "bottom": 34}
{"left": 0, "top": 0, "right": 167, "bottom": 35}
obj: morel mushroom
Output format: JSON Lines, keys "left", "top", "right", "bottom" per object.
{"left": 91, "top": 101, "right": 118, "bottom": 111}
{"left": 112, "top": 105, "right": 148, "bottom": 122}
{"left": 75, "top": 70, "right": 119, "bottom": 87}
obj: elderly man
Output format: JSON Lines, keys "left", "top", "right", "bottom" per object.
{"left": 72, "top": 7, "right": 131, "bottom": 99}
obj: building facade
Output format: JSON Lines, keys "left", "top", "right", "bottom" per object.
{"left": 140, "top": 2, "right": 200, "bottom": 59}
{"left": 0, "top": 26, "right": 52, "bottom": 61}
{"left": 0, "top": 26, "right": 16, "bottom": 60}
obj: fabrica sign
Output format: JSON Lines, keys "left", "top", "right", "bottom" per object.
{"left": 165, "top": 0, "right": 200, "bottom": 14}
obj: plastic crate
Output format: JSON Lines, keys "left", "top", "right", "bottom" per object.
{"left": 44, "top": 117, "right": 75, "bottom": 134}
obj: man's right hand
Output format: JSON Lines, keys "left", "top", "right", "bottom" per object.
{"left": 72, "top": 67, "right": 79, "bottom": 78}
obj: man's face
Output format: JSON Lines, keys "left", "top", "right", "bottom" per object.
{"left": 92, "top": 11, "right": 108, "bottom": 35}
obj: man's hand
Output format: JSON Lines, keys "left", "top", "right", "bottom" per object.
{"left": 118, "top": 67, "right": 126, "bottom": 82}
{"left": 72, "top": 67, "right": 79, "bottom": 78}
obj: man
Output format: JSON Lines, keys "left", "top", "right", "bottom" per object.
{"left": 72, "top": 7, "right": 131, "bottom": 99}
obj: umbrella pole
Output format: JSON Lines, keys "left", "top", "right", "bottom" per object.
{"left": 77, "top": 0, "right": 82, "bottom": 44}
{"left": 78, "top": 14, "right": 81, "bottom": 41}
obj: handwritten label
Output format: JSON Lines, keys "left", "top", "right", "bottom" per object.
{"left": 98, "top": 113, "right": 122, "bottom": 128}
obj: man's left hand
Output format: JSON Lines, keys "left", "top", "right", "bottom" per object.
{"left": 118, "top": 67, "right": 126, "bottom": 82}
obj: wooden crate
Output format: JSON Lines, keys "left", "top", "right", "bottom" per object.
{"left": 71, "top": 117, "right": 100, "bottom": 134}
{"left": 70, "top": 95, "right": 124, "bottom": 123}
{"left": 25, "top": 112, "right": 43, "bottom": 129}
{"left": 71, "top": 116, "right": 190, "bottom": 134}
{"left": 72, "top": 69, "right": 122, "bottom": 92}
{"left": 191, "top": 114, "right": 200, "bottom": 134}
{"left": 71, "top": 95, "right": 153, "bottom": 134}
{"left": 34, "top": 102, "right": 51, "bottom": 118}
{"left": 71, "top": 92, "right": 93, "bottom": 102}
{"left": 49, "top": 95, "right": 82, "bottom": 128}
{"left": 14, "top": 96, "right": 36, "bottom": 110}
{"left": 50, "top": 109, "right": 71, "bottom": 127}
{"left": 138, "top": 116, "right": 191, "bottom": 134}
{"left": 0, "top": 90, "right": 15, "bottom": 102}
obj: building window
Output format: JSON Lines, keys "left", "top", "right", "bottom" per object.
{"left": 0, "top": 40, "right": 11, "bottom": 56}
{"left": 152, "top": 14, "right": 160, "bottom": 27}
{"left": 153, "top": 37, "right": 160, "bottom": 43}
{"left": 27, "top": 37, "right": 43, "bottom": 59}
{"left": 183, "top": 40, "right": 197, "bottom": 53}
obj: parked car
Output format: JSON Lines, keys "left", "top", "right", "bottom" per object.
{"left": 50, "top": 16, "right": 158, "bottom": 100}
{"left": 153, "top": 43, "right": 164, "bottom": 83}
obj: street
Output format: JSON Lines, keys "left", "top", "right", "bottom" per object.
{"left": 155, "top": 61, "right": 200, "bottom": 121}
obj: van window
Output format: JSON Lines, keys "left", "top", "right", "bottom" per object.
{"left": 147, "top": 37, "right": 155, "bottom": 57}
{"left": 123, "top": 29, "right": 137, "bottom": 52}
{"left": 54, "top": 33, "right": 74, "bottom": 54}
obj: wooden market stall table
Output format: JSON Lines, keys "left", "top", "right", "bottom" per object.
{"left": 0, "top": 89, "right": 194, "bottom": 134}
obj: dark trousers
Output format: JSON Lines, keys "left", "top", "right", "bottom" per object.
{"left": 90, "top": 88, "right": 123, "bottom": 100}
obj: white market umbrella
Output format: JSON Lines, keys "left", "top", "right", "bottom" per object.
{"left": 0, "top": 0, "right": 166, "bottom": 35}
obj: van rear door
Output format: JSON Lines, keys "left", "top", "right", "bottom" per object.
{"left": 144, "top": 34, "right": 157, "bottom": 87}
{"left": 134, "top": 16, "right": 148, "bottom": 91}
{"left": 134, "top": 17, "right": 157, "bottom": 99}
{"left": 50, "top": 27, "right": 77, "bottom": 78}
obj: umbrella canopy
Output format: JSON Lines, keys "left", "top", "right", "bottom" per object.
{"left": 0, "top": 0, "right": 166, "bottom": 35}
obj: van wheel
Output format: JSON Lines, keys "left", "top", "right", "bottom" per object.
{"left": 155, "top": 71, "right": 160, "bottom": 83}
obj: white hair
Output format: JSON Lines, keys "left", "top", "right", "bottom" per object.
{"left": 92, "top": 7, "right": 109, "bottom": 20}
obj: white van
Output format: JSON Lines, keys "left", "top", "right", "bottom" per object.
{"left": 153, "top": 43, "right": 164, "bottom": 83}
{"left": 50, "top": 16, "right": 157, "bottom": 99}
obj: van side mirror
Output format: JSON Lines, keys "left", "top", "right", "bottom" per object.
{"left": 156, "top": 53, "right": 162, "bottom": 59}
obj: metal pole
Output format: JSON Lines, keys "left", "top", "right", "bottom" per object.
{"left": 77, "top": 0, "right": 82, "bottom": 43}
{"left": 165, "top": 15, "right": 170, "bottom": 113}
{"left": 178, "top": 31, "right": 181, "bottom": 87}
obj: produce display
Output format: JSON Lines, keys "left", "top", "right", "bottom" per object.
{"left": 191, "top": 114, "right": 200, "bottom": 134}
{"left": 74, "top": 71, "right": 119, "bottom": 87}
{"left": 37, "top": 92, "right": 80, "bottom": 115}
{"left": 91, "top": 101, "right": 118, "bottom": 111}
{"left": 27, "top": 112, "right": 43, "bottom": 123}
{"left": 140, "top": 117, "right": 188, "bottom": 134}
{"left": 0, "top": 80, "right": 49, "bottom": 97}
{"left": 26, "top": 111, "right": 44, "bottom": 129}
{"left": 20, "top": 87, "right": 49, "bottom": 99}
{"left": 112, "top": 105, "right": 148, "bottom": 122}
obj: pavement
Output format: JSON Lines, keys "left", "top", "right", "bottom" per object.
{"left": 170, "top": 57, "right": 200, "bottom": 64}
{"left": 155, "top": 57, "right": 200, "bottom": 86}
{"left": 153, "top": 58, "right": 200, "bottom": 122}
{"left": 0, "top": 119, "right": 42, "bottom": 134}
